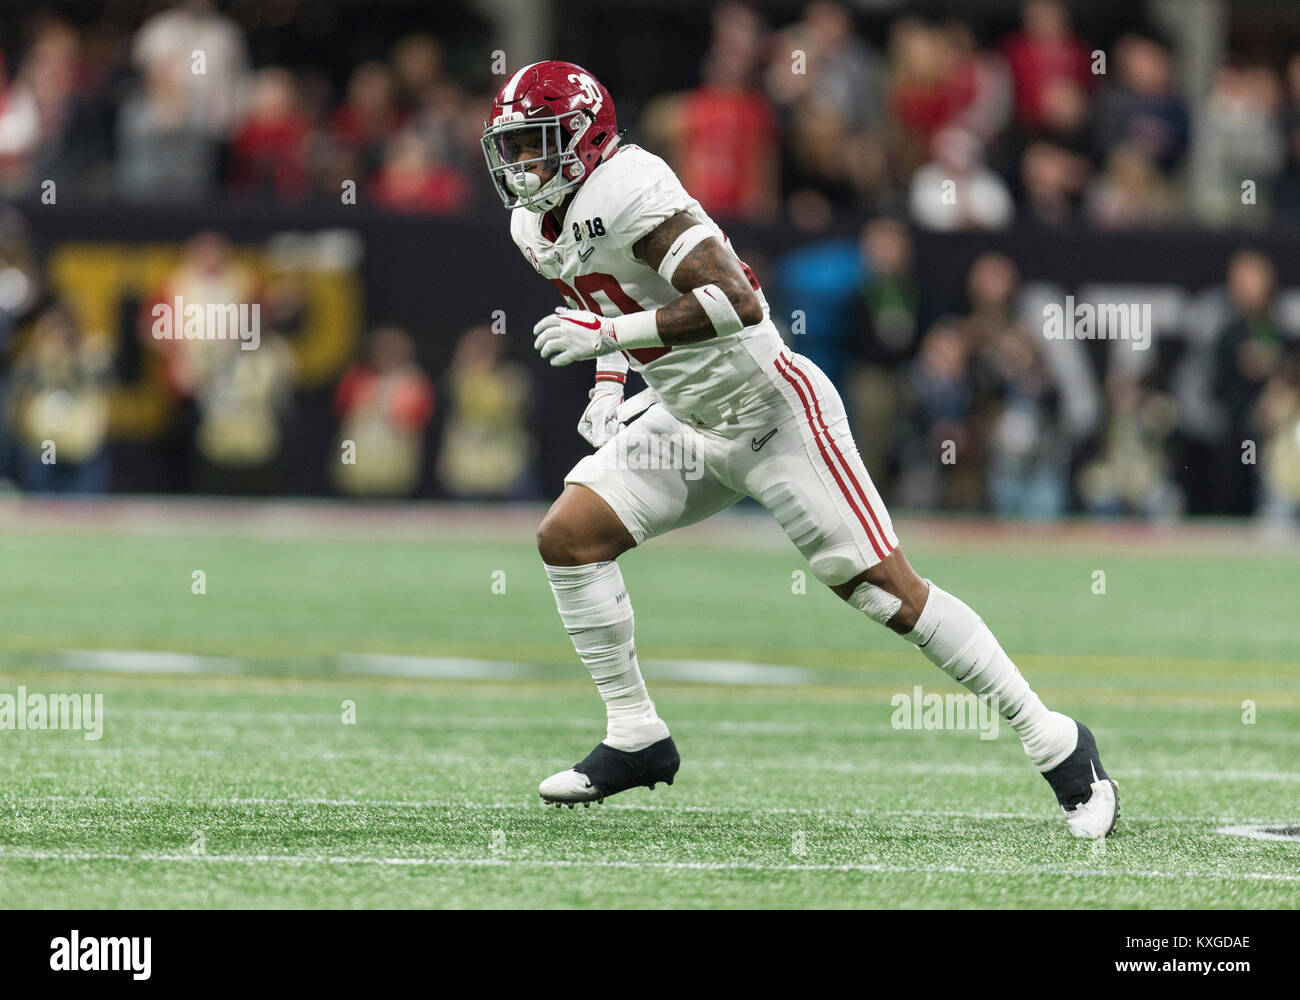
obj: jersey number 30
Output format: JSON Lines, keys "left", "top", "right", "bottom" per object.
{"left": 549, "top": 272, "right": 671, "bottom": 364}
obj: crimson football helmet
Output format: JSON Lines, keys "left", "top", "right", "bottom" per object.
{"left": 481, "top": 61, "right": 619, "bottom": 213}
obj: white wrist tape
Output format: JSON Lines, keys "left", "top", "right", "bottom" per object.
{"left": 692, "top": 283, "right": 745, "bottom": 337}
{"left": 657, "top": 224, "right": 716, "bottom": 285}
{"left": 611, "top": 308, "right": 663, "bottom": 350}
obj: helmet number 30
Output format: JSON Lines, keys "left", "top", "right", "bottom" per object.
{"left": 568, "top": 73, "right": 602, "bottom": 112}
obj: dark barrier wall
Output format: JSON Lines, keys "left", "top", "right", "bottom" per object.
{"left": 16, "top": 199, "right": 1300, "bottom": 502}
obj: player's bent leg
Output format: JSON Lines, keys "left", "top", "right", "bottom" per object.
{"left": 536, "top": 409, "right": 737, "bottom": 807}
{"left": 831, "top": 547, "right": 1119, "bottom": 838}
{"left": 537, "top": 485, "right": 674, "bottom": 806}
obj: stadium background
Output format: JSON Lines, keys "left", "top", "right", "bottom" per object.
{"left": 0, "top": 0, "right": 1298, "bottom": 912}
{"left": 1, "top": 0, "right": 1298, "bottom": 522}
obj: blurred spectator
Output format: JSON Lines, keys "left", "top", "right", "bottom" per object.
{"left": 391, "top": 35, "right": 446, "bottom": 116}
{"left": 981, "top": 324, "right": 1071, "bottom": 519}
{"left": 399, "top": 35, "right": 472, "bottom": 180}
{"left": 229, "top": 68, "right": 312, "bottom": 199}
{"left": 773, "top": 232, "right": 861, "bottom": 383}
{"left": 7, "top": 303, "right": 111, "bottom": 493}
{"left": 844, "top": 218, "right": 922, "bottom": 489}
{"left": 329, "top": 62, "right": 400, "bottom": 180}
{"left": 116, "top": 50, "right": 217, "bottom": 200}
{"left": 897, "top": 319, "right": 979, "bottom": 509}
{"left": 769, "top": 2, "right": 879, "bottom": 130}
{"left": 371, "top": 130, "right": 471, "bottom": 213}
{"left": 333, "top": 326, "right": 434, "bottom": 497}
{"left": 963, "top": 251, "right": 1024, "bottom": 354}
{"left": 132, "top": 0, "right": 248, "bottom": 138}
{"left": 909, "top": 126, "right": 1014, "bottom": 230}
{"left": 1020, "top": 139, "right": 1090, "bottom": 224}
{"left": 1001, "top": 0, "right": 1093, "bottom": 129}
{"left": 674, "top": 14, "right": 780, "bottom": 221}
{"left": 767, "top": 2, "right": 888, "bottom": 215}
{"left": 1079, "top": 372, "right": 1180, "bottom": 518}
{"left": 144, "top": 232, "right": 298, "bottom": 494}
{"left": 1093, "top": 36, "right": 1189, "bottom": 176}
{"left": 1190, "top": 65, "right": 1284, "bottom": 227}
{"left": 887, "top": 19, "right": 978, "bottom": 180}
{"left": 851, "top": 218, "right": 922, "bottom": 366}
{"left": 435, "top": 326, "right": 533, "bottom": 499}
{"left": 1212, "top": 250, "right": 1286, "bottom": 514}
{"left": 147, "top": 232, "right": 259, "bottom": 399}
{"left": 1010, "top": 76, "right": 1094, "bottom": 224}
{"left": 962, "top": 254, "right": 1068, "bottom": 518}
{"left": 12, "top": 19, "right": 82, "bottom": 187}
{"left": 1084, "top": 144, "right": 1176, "bottom": 229}
{"left": 943, "top": 20, "right": 1013, "bottom": 145}
{"left": 190, "top": 332, "right": 296, "bottom": 495}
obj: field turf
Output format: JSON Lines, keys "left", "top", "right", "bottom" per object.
{"left": 0, "top": 502, "right": 1297, "bottom": 908}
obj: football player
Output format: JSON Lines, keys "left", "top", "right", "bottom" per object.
{"left": 481, "top": 61, "right": 1119, "bottom": 837}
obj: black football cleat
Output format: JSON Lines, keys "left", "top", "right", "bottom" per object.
{"left": 1042, "top": 720, "right": 1120, "bottom": 838}
{"left": 539, "top": 737, "right": 680, "bottom": 806}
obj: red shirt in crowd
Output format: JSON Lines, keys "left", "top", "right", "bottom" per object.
{"left": 230, "top": 115, "right": 312, "bottom": 196}
{"left": 1002, "top": 30, "right": 1092, "bottom": 127}
{"left": 334, "top": 364, "right": 435, "bottom": 429}
{"left": 891, "top": 60, "right": 979, "bottom": 151}
{"left": 677, "top": 86, "right": 778, "bottom": 220}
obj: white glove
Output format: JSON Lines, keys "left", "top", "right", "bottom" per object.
{"left": 577, "top": 382, "right": 625, "bottom": 447}
{"left": 533, "top": 308, "right": 620, "bottom": 366}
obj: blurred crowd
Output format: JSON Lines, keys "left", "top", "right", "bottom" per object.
{"left": 2, "top": 0, "right": 1300, "bottom": 228}
{"left": 643, "top": 0, "right": 1300, "bottom": 230}
{"left": 0, "top": 212, "right": 540, "bottom": 501}
{"left": 772, "top": 220, "right": 1300, "bottom": 525}
{"left": 1, "top": 207, "right": 1298, "bottom": 525}
{"left": 0, "top": 1, "right": 483, "bottom": 212}
{"left": 1, "top": 0, "right": 1299, "bottom": 524}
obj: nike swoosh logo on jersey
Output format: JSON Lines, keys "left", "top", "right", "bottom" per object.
{"left": 751, "top": 428, "right": 778, "bottom": 451}
{"left": 578, "top": 246, "right": 595, "bottom": 261}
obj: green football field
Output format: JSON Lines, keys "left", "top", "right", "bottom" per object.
{"left": 0, "top": 503, "right": 1297, "bottom": 908}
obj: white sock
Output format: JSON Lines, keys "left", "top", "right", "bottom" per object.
{"left": 544, "top": 560, "right": 669, "bottom": 752}
{"left": 903, "top": 582, "right": 1076, "bottom": 771}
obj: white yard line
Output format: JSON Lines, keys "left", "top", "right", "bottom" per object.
{"left": 0, "top": 847, "right": 1295, "bottom": 882}
{"left": 54, "top": 650, "right": 221, "bottom": 674}
{"left": 334, "top": 654, "right": 543, "bottom": 681}
{"left": 1215, "top": 824, "right": 1300, "bottom": 842}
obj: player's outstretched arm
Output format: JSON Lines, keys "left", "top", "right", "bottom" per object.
{"left": 632, "top": 212, "right": 763, "bottom": 346}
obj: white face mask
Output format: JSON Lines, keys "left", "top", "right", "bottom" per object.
{"left": 483, "top": 116, "right": 589, "bottom": 212}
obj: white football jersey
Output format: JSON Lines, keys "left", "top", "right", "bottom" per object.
{"left": 510, "top": 144, "right": 785, "bottom": 424}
